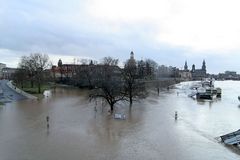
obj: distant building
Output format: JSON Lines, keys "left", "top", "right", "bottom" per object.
{"left": 225, "top": 71, "right": 237, "bottom": 76}
{"left": 217, "top": 71, "right": 239, "bottom": 80}
{"left": 157, "top": 65, "right": 172, "bottom": 78}
{"left": 157, "top": 65, "right": 180, "bottom": 78}
{"left": 191, "top": 60, "right": 207, "bottom": 80}
{"left": 125, "top": 51, "right": 156, "bottom": 79}
{"left": 179, "top": 61, "right": 192, "bottom": 81}
{"left": 178, "top": 60, "right": 207, "bottom": 81}
{"left": 51, "top": 59, "right": 122, "bottom": 86}
{"left": 0, "top": 63, "right": 6, "bottom": 79}
{"left": 184, "top": 61, "right": 188, "bottom": 71}
{"left": 126, "top": 51, "right": 137, "bottom": 69}
{"left": 2, "top": 67, "right": 17, "bottom": 80}
{"left": 52, "top": 61, "right": 81, "bottom": 79}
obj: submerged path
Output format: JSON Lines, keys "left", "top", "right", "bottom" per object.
{"left": 0, "top": 80, "right": 27, "bottom": 101}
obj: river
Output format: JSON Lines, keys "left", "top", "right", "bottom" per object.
{"left": 0, "top": 81, "right": 239, "bottom": 160}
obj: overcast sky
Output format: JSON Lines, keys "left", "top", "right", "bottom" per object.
{"left": 1, "top": 0, "right": 240, "bottom": 73}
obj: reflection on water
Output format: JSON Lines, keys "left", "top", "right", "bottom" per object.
{"left": 0, "top": 81, "right": 240, "bottom": 160}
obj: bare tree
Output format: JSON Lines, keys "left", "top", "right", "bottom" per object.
{"left": 137, "top": 60, "right": 146, "bottom": 79}
{"left": 74, "top": 65, "right": 94, "bottom": 88}
{"left": 32, "top": 53, "right": 51, "bottom": 93}
{"left": 136, "top": 59, "right": 158, "bottom": 79}
{"left": 13, "top": 69, "right": 28, "bottom": 89}
{"left": 145, "top": 59, "right": 158, "bottom": 79}
{"left": 18, "top": 53, "right": 51, "bottom": 93}
{"left": 101, "top": 57, "right": 119, "bottom": 66}
{"left": 89, "top": 59, "right": 125, "bottom": 113}
{"left": 123, "top": 60, "right": 147, "bottom": 105}
{"left": 80, "top": 59, "right": 90, "bottom": 65}
{"left": 19, "top": 55, "right": 35, "bottom": 87}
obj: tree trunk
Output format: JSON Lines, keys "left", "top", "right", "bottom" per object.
{"left": 31, "top": 80, "right": 34, "bottom": 88}
{"left": 110, "top": 104, "right": 114, "bottom": 113}
{"left": 60, "top": 68, "right": 63, "bottom": 82}
{"left": 130, "top": 96, "right": 133, "bottom": 105}
{"left": 88, "top": 79, "right": 93, "bottom": 89}
{"left": 129, "top": 89, "right": 133, "bottom": 105}
{"left": 38, "top": 82, "right": 41, "bottom": 93}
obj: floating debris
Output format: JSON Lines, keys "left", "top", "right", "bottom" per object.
{"left": 114, "top": 113, "right": 126, "bottom": 120}
{"left": 175, "top": 111, "right": 178, "bottom": 120}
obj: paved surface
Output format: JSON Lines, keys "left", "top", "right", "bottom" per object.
{"left": 0, "top": 80, "right": 27, "bottom": 101}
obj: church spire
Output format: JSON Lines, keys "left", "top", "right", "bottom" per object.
{"left": 202, "top": 60, "right": 206, "bottom": 71}
{"left": 130, "top": 51, "right": 134, "bottom": 59}
{"left": 192, "top": 64, "right": 195, "bottom": 72}
{"left": 58, "top": 59, "right": 62, "bottom": 67}
{"left": 125, "top": 51, "right": 137, "bottom": 69}
{"left": 184, "top": 61, "right": 188, "bottom": 71}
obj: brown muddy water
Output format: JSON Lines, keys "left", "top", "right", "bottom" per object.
{"left": 0, "top": 81, "right": 240, "bottom": 160}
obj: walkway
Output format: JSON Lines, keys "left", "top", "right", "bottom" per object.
{"left": 0, "top": 80, "right": 27, "bottom": 101}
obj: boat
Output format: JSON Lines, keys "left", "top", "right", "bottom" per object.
{"left": 201, "top": 78, "right": 215, "bottom": 88}
{"left": 216, "top": 88, "right": 222, "bottom": 98}
{"left": 220, "top": 129, "right": 240, "bottom": 145}
{"left": 238, "top": 96, "right": 240, "bottom": 101}
{"left": 189, "top": 78, "right": 221, "bottom": 100}
{"left": 196, "top": 87, "right": 213, "bottom": 100}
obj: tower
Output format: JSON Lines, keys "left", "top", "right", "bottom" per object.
{"left": 184, "top": 61, "right": 188, "bottom": 71}
{"left": 58, "top": 59, "right": 62, "bottom": 67}
{"left": 202, "top": 60, "right": 206, "bottom": 71}
{"left": 125, "top": 51, "right": 137, "bottom": 71}
{"left": 130, "top": 51, "right": 134, "bottom": 60}
{"left": 192, "top": 64, "right": 195, "bottom": 72}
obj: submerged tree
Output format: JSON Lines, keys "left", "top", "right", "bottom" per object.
{"left": 74, "top": 64, "right": 94, "bottom": 88}
{"left": 145, "top": 59, "right": 158, "bottom": 79}
{"left": 123, "top": 51, "right": 147, "bottom": 105}
{"left": 89, "top": 57, "right": 125, "bottom": 112}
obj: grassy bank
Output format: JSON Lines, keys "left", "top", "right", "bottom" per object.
{"left": 15, "top": 81, "right": 54, "bottom": 94}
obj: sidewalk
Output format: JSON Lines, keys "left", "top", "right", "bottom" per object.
{"left": 7, "top": 81, "right": 38, "bottom": 100}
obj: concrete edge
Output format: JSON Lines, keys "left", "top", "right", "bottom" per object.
{"left": 7, "top": 81, "right": 38, "bottom": 100}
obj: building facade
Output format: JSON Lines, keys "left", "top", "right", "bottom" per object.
{"left": 217, "top": 71, "right": 240, "bottom": 80}
{"left": 51, "top": 59, "right": 122, "bottom": 87}
{"left": 0, "top": 63, "right": 6, "bottom": 79}
{"left": 179, "top": 61, "right": 192, "bottom": 81}
{"left": 2, "top": 67, "right": 17, "bottom": 80}
{"left": 191, "top": 60, "right": 207, "bottom": 80}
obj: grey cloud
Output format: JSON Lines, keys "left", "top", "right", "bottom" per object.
{"left": 0, "top": 0, "right": 239, "bottom": 73}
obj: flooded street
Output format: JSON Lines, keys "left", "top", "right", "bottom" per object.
{"left": 0, "top": 81, "right": 240, "bottom": 160}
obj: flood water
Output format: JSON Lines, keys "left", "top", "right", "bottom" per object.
{"left": 0, "top": 81, "right": 240, "bottom": 160}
